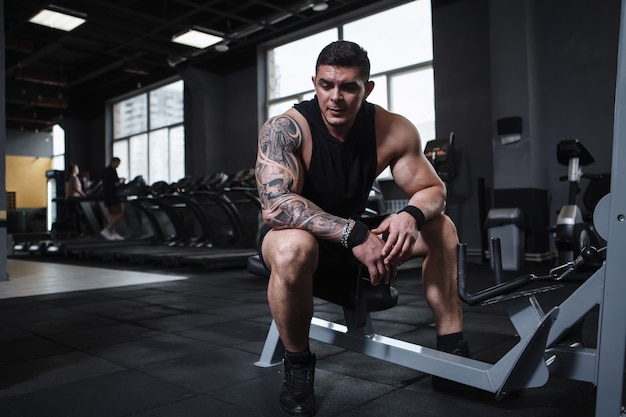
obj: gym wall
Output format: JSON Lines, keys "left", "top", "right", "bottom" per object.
{"left": 5, "top": 130, "right": 54, "bottom": 209}
{"left": 432, "top": 0, "right": 619, "bottom": 257}
{"left": 5, "top": 155, "right": 52, "bottom": 208}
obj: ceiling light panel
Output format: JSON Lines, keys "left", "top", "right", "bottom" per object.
{"left": 172, "top": 29, "right": 223, "bottom": 49}
{"left": 29, "top": 9, "right": 86, "bottom": 32}
{"left": 312, "top": 1, "right": 329, "bottom": 12}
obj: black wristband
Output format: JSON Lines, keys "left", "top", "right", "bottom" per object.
{"left": 398, "top": 205, "right": 426, "bottom": 230}
{"left": 347, "top": 220, "right": 369, "bottom": 249}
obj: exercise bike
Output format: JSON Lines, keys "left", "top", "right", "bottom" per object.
{"left": 424, "top": 131, "right": 456, "bottom": 182}
{"left": 553, "top": 139, "right": 610, "bottom": 264}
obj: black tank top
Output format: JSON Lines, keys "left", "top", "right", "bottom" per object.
{"left": 294, "top": 97, "right": 377, "bottom": 218}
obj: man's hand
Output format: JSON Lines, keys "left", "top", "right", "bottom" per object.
{"left": 371, "top": 212, "right": 419, "bottom": 267}
{"left": 352, "top": 231, "right": 397, "bottom": 286}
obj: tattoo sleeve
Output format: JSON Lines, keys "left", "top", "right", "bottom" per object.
{"left": 255, "top": 115, "right": 346, "bottom": 242}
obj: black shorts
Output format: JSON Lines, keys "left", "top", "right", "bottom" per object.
{"left": 256, "top": 215, "right": 388, "bottom": 291}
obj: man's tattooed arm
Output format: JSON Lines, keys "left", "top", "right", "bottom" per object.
{"left": 255, "top": 114, "right": 347, "bottom": 243}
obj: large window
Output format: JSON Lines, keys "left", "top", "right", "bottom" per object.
{"left": 265, "top": 1, "right": 435, "bottom": 150}
{"left": 112, "top": 80, "right": 185, "bottom": 184}
{"left": 52, "top": 124, "right": 65, "bottom": 171}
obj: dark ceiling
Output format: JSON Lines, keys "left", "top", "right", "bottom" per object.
{"left": 5, "top": 0, "right": 393, "bottom": 132}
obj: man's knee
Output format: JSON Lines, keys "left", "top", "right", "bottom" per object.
{"left": 263, "top": 230, "right": 319, "bottom": 275}
{"left": 419, "top": 214, "right": 458, "bottom": 255}
{"left": 439, "top": 214, "right": 459, "bottom": 248}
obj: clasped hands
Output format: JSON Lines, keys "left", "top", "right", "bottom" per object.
{"left": 352, "top": 212, "right": 419, "bottom": 286}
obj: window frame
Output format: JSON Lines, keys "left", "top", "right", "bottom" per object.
{"left": 107, "top": 77, "right": 185, "bottom": 185}
{"left": 257, "top": 0, "right": 433, "bottom": 143}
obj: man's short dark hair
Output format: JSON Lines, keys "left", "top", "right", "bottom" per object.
{"left": 112, "top": 157, "right": 121, "bottom": 164}
{"left": 315, "top": 40, "right": 370, "bottom": 80}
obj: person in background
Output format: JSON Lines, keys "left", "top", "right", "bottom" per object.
{"left": 65, "top": 164, "right": 86, "bottom": 197}
{"left": 101, "top": 157, "right": 125, "bottom": 240}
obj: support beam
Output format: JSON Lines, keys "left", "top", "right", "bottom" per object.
{"left": 594, "top": 0, "right": 626, "bottom": 415}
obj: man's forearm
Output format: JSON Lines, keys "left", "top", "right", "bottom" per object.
{"left": 261, "top": 191, "right": 346, "bottom": 243}
{"left": 406, "top": 184, "right": 447, "bottom": 222}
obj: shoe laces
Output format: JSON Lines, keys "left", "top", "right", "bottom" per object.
{"left": 284, "top": 360, "right": 314, "bottom": 396}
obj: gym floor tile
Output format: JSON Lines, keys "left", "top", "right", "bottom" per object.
{"left": 0, "top": 351, "right": 124, "bottom": 397}
{"left": 140, "top": 347, "right": 276, "bottom": 393}
{"left": 176, "top": 319, "right": 273, "bottom": 346}
{"left": 0, "top": 328, "right": 72, "bottom": 366}
{"left": 135, "top": 311, "right": 231, "bottom": 332}
{"left": 2, "top": 370, "right": 192, "bottom": 417}
{"left": 43, "top": 322, "right": 163, "bottom": 350}
{"left": 317, "top": 349, "right": 429, "bottom": 386}
{"left": 17, "top": 314, "right": 119, "bottom": 336}
{"left": 85, "top": 333, "right": 221, "bottom": 368}
{"left": 0, "top": 402, "right": 21, "bottom": 417}
{"left": 127, "top": 394, "right": 264, "bottom": 417}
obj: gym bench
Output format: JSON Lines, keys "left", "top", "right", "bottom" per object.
{"left": 248, "top": 228, "right": 608, "bottom": 400}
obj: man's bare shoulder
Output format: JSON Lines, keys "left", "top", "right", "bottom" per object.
{"left": 265, "top": 108, "right": 307, "bottom": 127}
{"left": 260, "top": 109, "right": 309, "bottom": 139}
{"left": 374, "top": 104, "right": 417, "bottom": 130}
{"left": 283, "top": 108, "right": 309, "bottom": 132}
{"left": 373, "top": 105, "right": 421, "bottom": 153}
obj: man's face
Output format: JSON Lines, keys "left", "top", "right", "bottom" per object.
{"left": 313, "top": 65, "right": 374, "bottom": 132}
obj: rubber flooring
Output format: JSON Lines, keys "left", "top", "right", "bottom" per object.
{"left": 0, "top": 256, "right": 613, "bottom": 416}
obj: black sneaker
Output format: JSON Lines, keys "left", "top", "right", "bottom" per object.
{"left": 432, "top": 339, "right": 471, "bottom": 391}
{"left": 280, "top": 354, "right": 316, "bottom": 416}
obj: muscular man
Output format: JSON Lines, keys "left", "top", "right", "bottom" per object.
{"left": 255, "top": 40, "right": 467, "bottom": 417}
